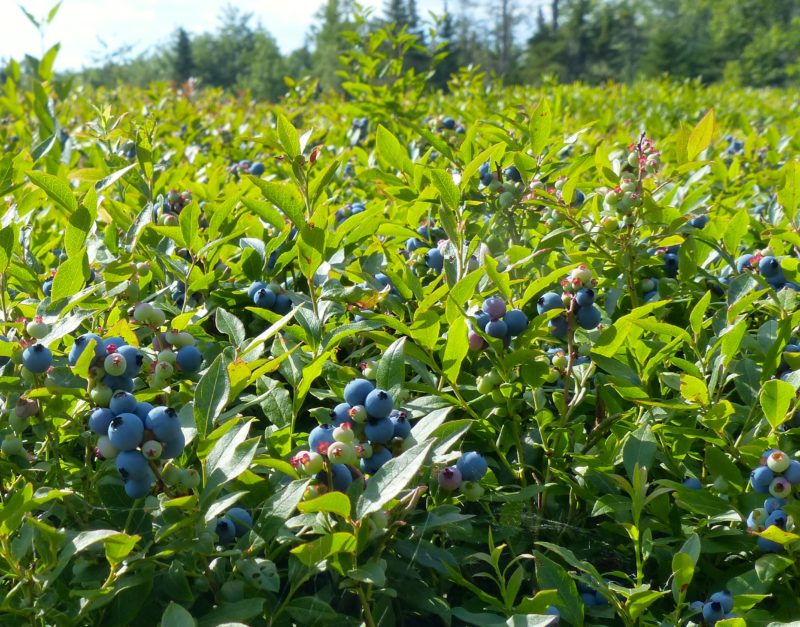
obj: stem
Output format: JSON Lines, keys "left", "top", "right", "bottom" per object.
{"left": 357, "top": 584, "right": 377, "bottom": 627}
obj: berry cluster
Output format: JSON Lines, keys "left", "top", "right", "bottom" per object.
{"left": 214, "top": 507, "right": 253, "bottom": 545}
{"left": 577, "top": 580, "right": 610, "bottom": 608}
{"left": 291, "top": 378, "right": 415, "bottom": 495}
{"left": 426, "top": 114, "right": 465, "bottom": 135}
{"left": 247, "top": 281, "right": 293, "bottom": 315}
{"left": 544, "top": 346, "right": 590, "bottom": 386}
{"left": 436, "top": 451, "right": 489, "bottom": 500}
{"left": 468, "top": 296, "right": 529, "bottom": 350}
{"left": 689, "top": 591, "right": 736, "bottom": 624}
{"left": 156, "top": 189, "right": 194, "bottom": 226}
{"left": 537, "top": 264, "right": 602, "bottom": 338}
{"left": 90, "top": 399, "right": 186, "bottom": 498}
{"left": 734, "top": 252, "right": 798, "bottom": 291}
{"left": 335, "top": 200, "right": 366, "bottom": 223}
{"left": 600, "top": 136, "right": 660, "bottom": 219}
{"left": 747, "top": 449, "right": 799, "bottom": 552}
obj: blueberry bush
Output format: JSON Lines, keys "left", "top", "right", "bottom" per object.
{"left": 3, "top": 28, "right": 800, "bottom": 627}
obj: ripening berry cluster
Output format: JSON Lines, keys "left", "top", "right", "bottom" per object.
{"left": 291, "top": 378, "right": 415, "bottom": 496}
{"left": 90, "top": 398, "right": 187, "bottom": 498}
{"left": 544, "top": 346, "right": 590, "bottom": 386}
{"left": 688, "top": 591, "right": 736, "bottom": 624}
{"left": 436, "top": 451, "right": 488, "bottom": 500}
{"left": 425, "top": 114, "right": 465, "bottom": 135}
{"left": 734, "top": 252, "right": 798, "bottom": 291}
{"left": 214, "top": 507, "right": 253, "bottom": 545}
{"left": 156, "top": 189, "right": 194, "bottom": 226}
{"left": 747, "top": 449, "right": 799, "bottom": 552}
{"left": 537, "top": 264, "right": 602, "bottom": 338}
{"left": 247, "top": 281, "right": 293, "bottom": 315}
{"left": 468, "top": 296, "right": 529, "bottom": 351}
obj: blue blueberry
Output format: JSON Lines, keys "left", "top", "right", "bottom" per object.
{"left": 22, "top": 344, "right": 52, "bottom": 373}
{"left": 474, "top": 312, "right": 490, "bottom": 332}
{"left": 249, "top": 162, "right": 265, "bottom": 176}
{"left": 176, "top": 345, "right": 203, "bottom": 372}
{"left": 146, "top": 406, "right": 182, "bottom": 441}
{"left": 503, "top": 165, "right": 521, "bottom": 183}
{"left": 549, "top": 317, "right": 568, "bottom": 338}
{"left": 108, "top": 413, "right": 144, "bottom": 451}
{"left": 344, "top": 378, "right": 375, "bottom": 407}
{"left": 576, "top": 305, "right": 602, "bottom": 329}
{"left": 364, "top": 417, "right": 394, "bottom": 444}
{"left": 537, "top": 292, "right": 563, "bottom": 314}
{"left": 69, "top": 333, "right": 105, "bottom": 366}
{"left": 248, "top": 281, "right": 267, "bottom": 300}
{"left": 425, "top": 248, "right": 444, "bottom": 273}
{"left": 457, "top": 451, "right": 488, "bottom": 481}
{"left": 308, "top": 424, "right": 336, "bottom": 452}
{"left": 124, "top": 475, "right": 153, "bottom": 499}
{"left": 253, "top": 287, "right": 277, "bottom": 309}
{"left": 134, "top": 401, "right": 154, "bottom": 422}
{"left": 485, "top": 319, "right": 508, "bottom": 339}
{"left": 759, "top": 256, "right": 782, "bottom": 279}
{"left": 160, "top": 430, "right": 186, "bottom": 459}
{"left": 708, "top": 591, "right": 733, "bottom": 614}
{"left": 103, "top": 375, "right": 135, "bottom": 392}
{"left": 227, "top": 507, "right": 252, "bottom": 536}
{"left": 109, "top": 391, "right": 137, "bottom": 416}
{"left": 116, "top": 345, "right": 143, "bottom": 377}
{"left": 683, "top": 477, "right": 702, "bottom": 490}
{"left": 390, "top": 411, "right": 412, "bottom": 439}
{"left": 360, "top": 447, "right": 393, "bottom": 474}
{"left": 663, "top": 253, "right": 679, "bottom": 277}
{"left": 784, "top": 460, "right": 800, "bottom": 484}
{"left": 116, "top": 450, "right": 150, "bottom": 479}
{"left": 482, "top": 297, "right": 507, "bottom": 319}
{"left": 365, "top": 389, "right": 393, "bottom": 419}
{"left": 751, "top": 466, "right": 775, "bottom": 494}
{"left": 575, "top": 288, "right": 595, "bottom": 307}
{"left": 88, "top": 408, "right": 115, "bottom": 435}
{"left": 216, "top": 517, "right": 236, "bottom": 544}
{"left": 273, "top": 294, "right": 292, "bottom": 315}
{"left": 330, "top": 402, "right": 352, "bottom": 426}
{"left": 503, "top": 309, "right": 528, "bottom": 336}
{"left": 735, "top": 254, "right": 755, "bottom": 273}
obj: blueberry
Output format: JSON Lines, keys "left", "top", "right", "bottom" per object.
{"left": 576, "top": 305, "right": 602, "bottom": 329}
{"left": 474, "top": 311, "right": 490, "bottom": 332}
{"left": 482, "top": 297, "right": 507, "bottom": 320}
{"left": 663, "top": 253, "right": 679, "bottom": 277}
{"left": 702, "top": 601, "right": 725, "bottom": 622}
{"left": 360, "top": 447, "right": 393, "bottom": 474}
{"left": 134, "top": 401, "right": 154, "bottom": 422}
{"left": 758, "top": 535, "right": 782, "bottom": 552}
{"left": 330, "top": 402, "right": 352, "bottom": 426}
{"left": 108, "top": 413, "right": 144, "bottom": 451}
{"left": 226, "top": 507, "right": 252, "bottom": 536}
{"left": 683, "top": 477, "right": 702, "bottom": 490}
{"left": 308, "top": 424, "right": 336, "bottom": 452}
{"left": 441, "top": 117, "right": 456, "bottom": 130}
{"left": 330, "top": 463, "right": 353, "bottom": 492}
{"left": 247, "top": 281, "right": 267, "bottom": 300}
{"left": 503, "top": 309, "right": 528, "bottom": 336}
{"left": 503, "top": 165, "right": 521, "bottom": 183}
{"left": 390, "top": 410, "right": 412, "bottom": 439}
{"left": 124, "top": 475, "right": 153, "bottom": 499}
{"left": 160, "top": 430, "right": 186, "bottom": 459}
{"left": 750, "top": 466, "right": 775, "bottom": 494}
{"left": 343, "top": 378, "right": 375, "bottom": 407}
{"left": 784, "top": 460, "right": 800, "bottom": 484}
{"left": 273, "top": 294, "right": 292, "bottom": 315}
{"left": 364, "top": 417, "right": 395, "bottom": 443}
{"left": 22, "top": 344, "right": 52, "bottom": 373}
{"left": 103, "top": 375, "right": 135, "bottom": 392}
{"left": 708, "top": 591, "right": 733, "bottom": 614}
{"left": 116, "top": 450, "right": 150, "bottom": 479}
{"left": 457, "top": 451, "right": 488, "bottom": 481}
{"left": 764, "top": 497, "right": 787, "bottom": 514}
{"left": 765, "top": 509, "right": 788, "bottom": 528}
{"left": 425, "top": 248, "right": 444, "bottom": 273}
{"left": 146, "top": 406, "right": 182, "bottom": 441}
{"left": 89, "top": 408, "right": 115, "bottom": 435}
{"left": 116, "top": 345, "right": 143, "bottom": 377}
{"left": 687, "top": 215, "right": 709, "bottom": 228}
{"left": 735, "top": 254, "right": 755, "bottom": 273}
{"left": 216, "top": 517, "right": 236, "bottom": 544}
{"left": 365, "top": 389, "right": 393, "bottom": 419}
{"left": 69, "top": 333, "right": 105, "bottom": 366}
{"left": 574, "top": 288, "right": 595, "bottom": 307}
{"left": 549, "top": 317, "right": 568, "bottom": 338}
{"left": 253, "top": 287, "right": 276, "bottom": 309}
{"left": 485, "top": 318, "right": 508, "bottom": 339}
{"left": 537, "top": 292, "right": 564, "bottom": 314}
{"left": 109, "top": 391, "right": 137, "bottom": 416}
{"left": 176, "top": 345, "right": 203, "bottom": 372}
{"left": 406, "top": 237, "right": 424, "bottom": 252}
{"left": 759, "top": 256, "right": 781, "bottom": 278}
{"left": 249, "top": 162, "right": 265, "bottom": 176}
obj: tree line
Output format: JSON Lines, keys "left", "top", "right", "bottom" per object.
{"left": 66, "top": 0, "right": 800, "bottom": 98}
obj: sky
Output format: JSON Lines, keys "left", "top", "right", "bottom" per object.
{"left": 0, "top": 0, "right": 444, "bottom": 70}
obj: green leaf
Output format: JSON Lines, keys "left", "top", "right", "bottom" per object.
{"left": 376, "top": 125, "right": 411, "bottom": 175}
{"left": 376, "top": 337, "right": 405, "bottom": 394}
{"left": 760, "top": 379, "right": 794, "bottom": 430}
{"left": 162, "top": 602, "right": 196, "bottom": 627}
{"left": 778, "top": 160, "right": 800, "bottom": 221}
{"left": 689, "top": 290, "right": 711, "bottom": 337}
{"left": 194, "top": 355, "right": 230, "bottom": 439}
{"left": 442, "top": 316, "right": 469, "bottom": 383}
{"left": 215, "top": 308, "right": 246, "bottom": 346}
{"left": 28, "top": 170, "right": 77, "bottom": 214}
{"left": 430, "top": 168, "right": 460, "bottom": 212}
{"left": 296, "top": 492, "right": 351, "bottom": 518}
{"left": 277, "top": 114, "right": 300, "bottom": 158}
{"left": 622, "top": 425, "right": 657, "bottom": 480}
{"left": 533, "top": 551, "right": 582, "bottom": 625}
{"left": 179, "top": 201, "right": 200, "bottom": 252}
{"left": 0, "top": 226, "right": 15, "bottom": 273}
{"left": 755, "top": 553, "right": 794, "bottom": 582}
{"left": 51, "top": 253, "right": 87, "bottom": 302}
{"left": 356, "top": 440, "right": 434, "bottom": 518}
{"left": 206, "top": 420, "right": 258, "bottom": 485}
{"left": 65, "top": 206, "right": 93, "bottom": 258}
{"left": 290, "top": 531, "right": 357, "bottom": 566}
{"left": 671, "top": 552, "right": 694, "bottom": 602}
{"left": 529, "top": 99, "right": 552, "bottom": 156}
{"left": 94, "top": 163, "right": 136, "bottom": 192}
{"left": 247, "top": 177, "right": 305, "bottom": 227}
{"left": 687, "top": 109, "right": 715, "bottom": 161}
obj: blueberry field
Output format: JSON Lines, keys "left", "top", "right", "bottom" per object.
{"left": 4, "top": 34, "right": 800, "bottom": 627}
